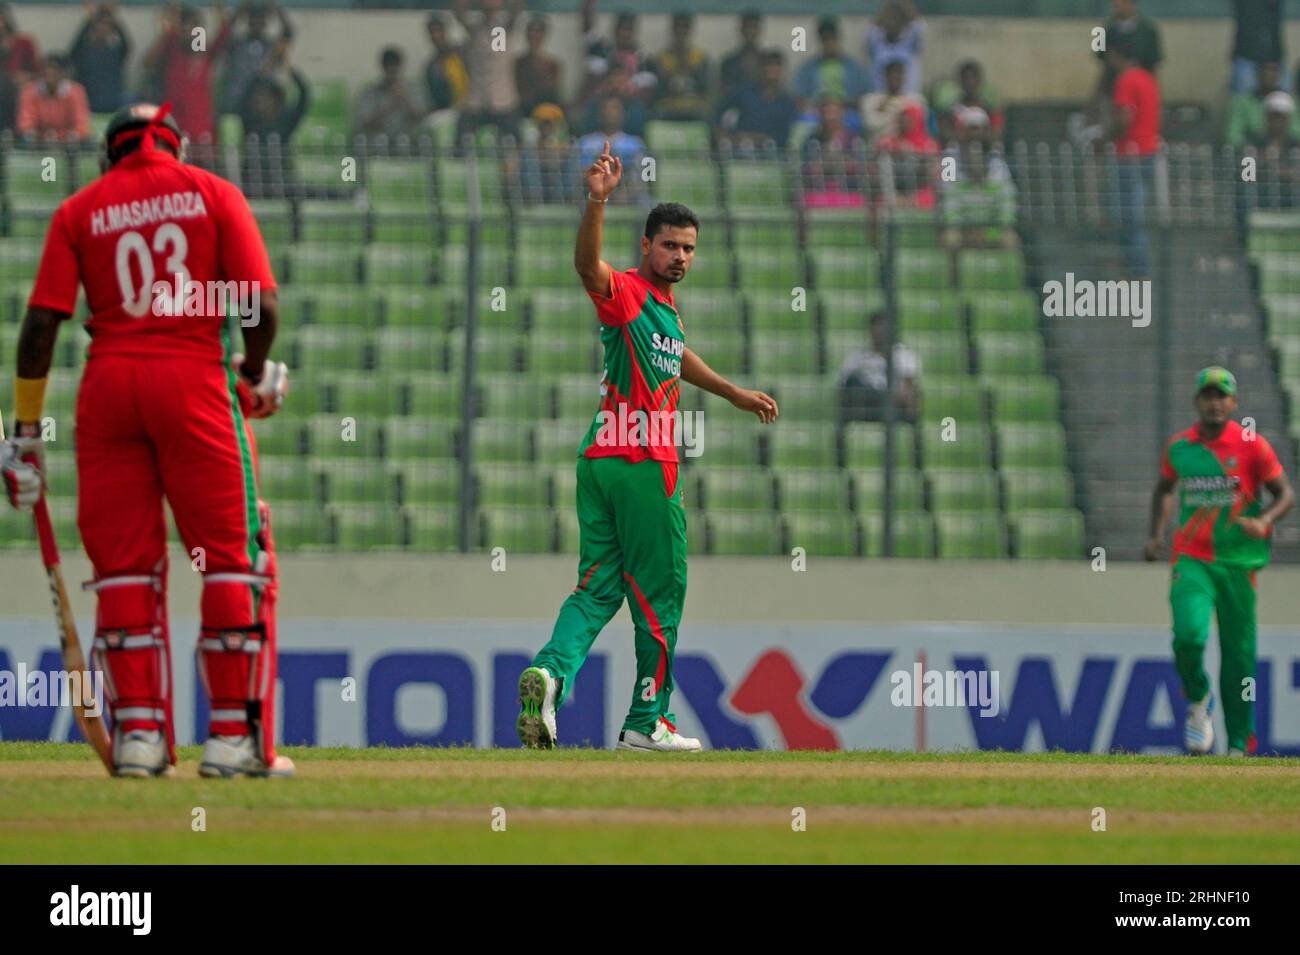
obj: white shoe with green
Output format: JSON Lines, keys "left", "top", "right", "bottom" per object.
{"left": 517, "top": 666, "right": 558, "bottom": 749}
{"left": 1184, "top": 694, "right": 1214, "bottom": 754}
{"left": 617, "top": 717, "right": 702, "bottom": 752}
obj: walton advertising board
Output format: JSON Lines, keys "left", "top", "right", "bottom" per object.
{"left": 2, "top": 619, "right": 1297, "bottom": 754}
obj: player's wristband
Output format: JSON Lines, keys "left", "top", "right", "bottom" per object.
{"left": 14, "top": 376, "right": 47, "bottom": 425}
{"left": 587, "top": 193, "right": 608, "bottom": 204}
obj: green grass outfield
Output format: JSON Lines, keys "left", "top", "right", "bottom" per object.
{"left": 3, "top": 743, "right": 1299, "bottom": 864}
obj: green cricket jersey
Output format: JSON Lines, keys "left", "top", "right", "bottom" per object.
{"left": 1160, "top": 419, "right": 1284, "bottom": 568}
{"left": 579, "top": 267, "right": 685, "bottom": 465}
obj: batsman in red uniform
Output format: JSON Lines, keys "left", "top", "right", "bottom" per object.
{"left": 3, "top": 103, "right": 292, "bottom": 777}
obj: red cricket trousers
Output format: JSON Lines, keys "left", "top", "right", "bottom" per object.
{"left": 75, "top": 354, "right": 279, "bottom": 763}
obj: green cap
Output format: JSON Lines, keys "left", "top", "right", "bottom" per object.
{"left": 1196, "top": 366, "right": 1237, "bottom": 396}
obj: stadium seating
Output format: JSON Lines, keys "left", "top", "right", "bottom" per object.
{"left": 0, "top": 137, "right": 1084, "bottom": 560}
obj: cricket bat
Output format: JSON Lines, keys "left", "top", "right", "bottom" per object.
{"left": 1, "top": 410, "right": 114, "bottom": 773}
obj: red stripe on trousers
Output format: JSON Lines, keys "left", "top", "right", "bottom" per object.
{"left": 623, "top": 571, "right": 669, "bottom": 691}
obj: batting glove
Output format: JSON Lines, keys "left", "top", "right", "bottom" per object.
{"left": 232, "top": 354, "right": 289, "bottom": 420}
{"left": 1, "top": 438, "right": 41, "bottom": 512}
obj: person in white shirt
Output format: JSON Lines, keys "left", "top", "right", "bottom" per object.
{"left": 837, "top": 309, "right": 920, "bottom": 424}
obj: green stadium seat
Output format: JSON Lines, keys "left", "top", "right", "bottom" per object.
{"left": 527, "top": 334, "right": 600, "bottom": 375}
{"left": 0, "top": 238, "right": 42, "bottom": 282}
{"left": 531, "top": 288, "right": 595, "bottom": 334}
{"left": 1255, "top": 253, "right": 1300, "bottom": 295}
{"left": 405, "top": 504, "right": 460, "bottom": 550}
{"left": 308, "top": 286, "right": 379, "bottom": 327}
{"left": 748, "top": 290, "right": 817, "bottom": 334}
{"left": 652, "top": 161, "right": 721, "bottom": 212}
{"left": 366, "top": 156, "right": 434, "bottom": 206}
{"left": 984, "top": 376, "right": 1061, "bottom": 423}
{"left": 921, "top": 423, "right": 993, "bottom": 469}
{"left": 321, "top": 460, "right": 397, "bottom": 504}
{"left": 766, "top": 374, "right": 836, "bottom": 420}
{"left": 774, "top": 468, "right": 850, "bottom": 511}
{"left": 1003, "top": 468, "right": 1074, "bottom": 512}
{"left": 895, "top": 248, "right": 951, "bottom": 289}
{"left": 973, "top": 331, "right": 1046, "bottom": 375}
{"left": 264, "top": 502, "right": 332, "bottom": 550}
{"left": 897, "top": 290, "right": 964, "bottom": 334}
{"left": 40, "top": 450, "right": 77, "bottom": 498}
{"left": 553, "top": 375, "right": 602, "bottom": 420}
{"left": 550, "top": 465, "right": 578, "bottom": 509}
{"left": 286, "top": 243, "right": 361, "bottom": 284}
{"left": 4, "top": 150, "right": 69, "bottom": 201}
{"left": 968, "top": 290, "right": 1039, "bottom": 333}
{"left": 364, "top": 244, "right": 436, "bottom": 285}
{"left": 308, "top": 413, "right": 382, "bottom": 459}
{"left": 918, "top": 375, "right": 986, "bottom": 424}
{"left": 406, "top": 373, "right": 463, "bottom": 417}
{"left": 1012, "top": 508, "right": 1085, "bottom": 559}
{"left": 297, "top": 200, "right": 367, "bottom": 244}
{"left": 862, "top": 511, "right": 935, "bottom": 557}
{"left": 476, "top": 465, "right": 551, "bottom": 507}
{"left": 394, "top": 461, "right": 461, "bottom": 506}
{"left": 556, "top": 508, "right": 581, "bottom": 553}
{"left": 997, "top": 422, "right": 1068, "bottom": 469}
{"left": 808, "top": 247, "right": 881, "bottom": 291}
{"left": 957, "top": 249, "right": 1025, "bottom": 290}
{"left": 371, "top": 209, "right": 438, "bottom": 244}
{"left": 783, "top": 512, "right": 861, "bottom": 556}
{"left": 724, "top": 160, "right": 791, "bottom": 211}
{"left": 698, "top": 422, "right": 762, "bottom": 467}
{"left": 685, "top": 326, "right": 747, "bottom": 372}
{"left": 535, "top": 419, "right": 586, "bottom": 465}
{"left": 820, "top": 289, "right": 887, "bottom": 332}
{"left": 327, "top": 371, "right": 399, "bottom": 417}
{"left": 293, "top": 326, "right": 363, "bottom": 371}
{"left": 385, "top": 417, "right": 458, "bottom": 459}
{"left": 936, "top": 512, "right": 1007, "bottom": 558}
{"left": 804, "top": 208, "right": 871, "bottom": 248}
{"left": 842, "top": 422, "right": 916, "bottom": 469}
{"left": 478, "top": 506, "right": 556, "bottom": 552}
{"left": 375, "top": 327, "right": 447, "bottom": 372}
{"left": 292, "top": 151, "right": 356, "bottom": 199}
{"left": 516, "top": 242, "right": 581, "bottom": 288}
{"left": 906, "top": 330, "right": 970, "bottom": 375}
{"left": 437, "top": 155, "right": 506, "bottom": 214}
{"left": 767, "top": 424, "right": 837, "bottom": 468}
{"left": 258, "top": 457, "right": 321, "bottom": 503}
{"left": 750, "top": 330, "right": 820, "bottom": 376}
{"left": 736, "top": 248, "right": 805, "bottom": 290}
{"left": 477, "top": 372, "right": 552, "bottom": 419}
{"left": 329, "top": 504, "right": 403, "bottom": 549}
{"left": 646, "top": 120, "right": 711, "bottom": 153}
{"left": 681, "top": 251, "right": 734, "bottom": 288}
{"left": 706, "top": 511, "right": 783, "bottom": 555}
{"left": 849, "top": 468, "right": 925, "bottom": 511}
{"left": 696, "top": 468, "right": 775, "bottom": 511}
{"left": 381, "top": 285, "right": 459, "bottom": 327}
{"left": 248, "top": 417, "right": 306, "bottom": 456}
{"left": 928, "top": 468, "right": 1000, "bottom": 511}
{"left": 472, "top": 419, "right": 534, "bottom": 464}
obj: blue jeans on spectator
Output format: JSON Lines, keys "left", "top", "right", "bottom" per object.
{"left": 1116, "top": 154, "right": 1155, "bottom": 276}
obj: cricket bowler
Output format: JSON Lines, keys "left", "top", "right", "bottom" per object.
{"left": 1145, "top": 366, "right": 1294, "bottom": 755}
{"left": 516, "top": 141, "right": 779, "bottom": 752}
{"left": 2, "top": 103, "right": 292, "bottom": 777}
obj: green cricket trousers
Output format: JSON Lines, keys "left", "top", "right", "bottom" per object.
{"left": 533, "top": 454, "right": 688, "bottom": 735}
{"left": 1170, "top": 555, "right": 1259, "bottom": 751}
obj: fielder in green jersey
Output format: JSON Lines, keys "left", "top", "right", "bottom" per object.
{"left": 1145, "top": 367, "right": 1294, "bottom": 755}
{"left": 517, "top": 140, "right": 779, "bottom": 752}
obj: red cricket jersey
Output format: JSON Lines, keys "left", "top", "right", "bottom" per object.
{"left": 1113, "top": 65, "right": 1161, "bottom": 157}
{"left": 29, "top": 147, "right": 276, "bottom": 362}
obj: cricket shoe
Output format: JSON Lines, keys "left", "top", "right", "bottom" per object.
{"left": 617, "top": 718, "right": 702, "bottom": 752}
{"left": 113, "top": 729, "right": 171, "bottom": 778}
{"left": 516, "top": 666, "right": 558, "bottom": 749}
{"left": 1184, "top": 694, "right": 1214, "bottom": 754}
{"left": 1227, "top": 748, "right": 1247, "bottom": 758}
{"left": 199, "top": 734, "right": 295, "bottom": 778}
